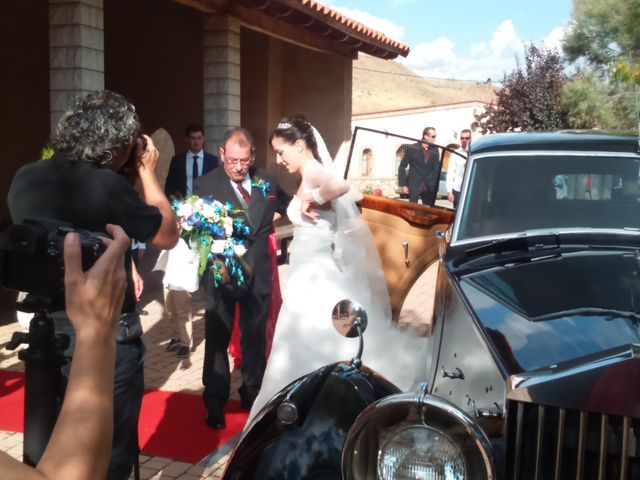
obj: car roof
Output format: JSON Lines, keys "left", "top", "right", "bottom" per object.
{"left": 470, "top": 131, "right": 639, "bottom": 156}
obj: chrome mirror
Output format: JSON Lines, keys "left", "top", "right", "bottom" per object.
{"left": 332, "top": 300, "right": 368, "bottom": 338}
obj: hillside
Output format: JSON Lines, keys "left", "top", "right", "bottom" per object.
{"left": 353, "top": 54, "right": 497, "bottom": 115}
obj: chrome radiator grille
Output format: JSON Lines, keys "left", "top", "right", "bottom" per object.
{"left": 506, "top": 400, "right": 640, "bottom": 479}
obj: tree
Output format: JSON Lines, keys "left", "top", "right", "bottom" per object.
{"left": 562, "top": 0, "right": 639, "bottom": 131}
{"left": 563, "top": 0, "right": 640, "bottom": 83}
{"left": 476, "top": 44, "right": 566, "bottom": 133}
{"left": 562, "top": 71, "right": 636, "bottom": 131}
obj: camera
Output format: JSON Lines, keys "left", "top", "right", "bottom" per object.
{"left": 0, "top": 219, "right": 107, "bottom": 310}
{"left": 119, "top": 133, "right": 148, "bottom": 184}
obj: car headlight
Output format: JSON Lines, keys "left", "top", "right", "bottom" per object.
{"left": 342, "top": 391, "right": 495, "bottom": 480}
{"left": 378, "top": 425, "right": 465, "bottom": 479}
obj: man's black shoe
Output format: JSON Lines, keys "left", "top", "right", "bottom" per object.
{"left": 176, "top": 345, "right": 191, "bottom": 358}
{"left": 206, "top": 407, "right": 226, "bottom": 430}
{"left": 166, "top": 338, "right": 181, "bottom": 352}
{"left": 239, "top": 385, "right": 259, "bottom": 411}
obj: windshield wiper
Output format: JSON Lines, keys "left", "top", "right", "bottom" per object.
{"left": 463, "top": 233, "right": 560, "bottom": 259}
{"left": 531, "top": 307, "right": 640, "bottom": 324}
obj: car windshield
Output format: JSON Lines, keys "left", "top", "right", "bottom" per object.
{"left": 456, "top": 153, "right": 640, "bottom": 241}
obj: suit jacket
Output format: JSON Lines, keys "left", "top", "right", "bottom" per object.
{"left": 193, "top": 166, "right": 290, "bottom": 297}
{"left": 165, "top": 151, "right": 218, "bottom": 198}
{"left": 398, "top": 142, "right": 440, "bottom": 194}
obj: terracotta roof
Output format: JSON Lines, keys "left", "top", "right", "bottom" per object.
{"left": 234, "top": 0, "right": 410, "bottom": 59}
{"left": 296, "top": 0, "right": 409, "bottom": 57}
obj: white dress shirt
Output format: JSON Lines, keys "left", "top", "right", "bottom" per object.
{"left": 447, "top": 147, "right": 468, "bottom": 194}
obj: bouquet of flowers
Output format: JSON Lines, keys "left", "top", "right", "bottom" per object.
{"left": 172, "top": 196, "right": 252, "bottom": 291}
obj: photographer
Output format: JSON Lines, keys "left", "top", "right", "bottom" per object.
{"left": 7, "top": 90, "right": 179, "bottom": 479}
{"left": 1, "top": 224, "right": 129, "bottom": 480}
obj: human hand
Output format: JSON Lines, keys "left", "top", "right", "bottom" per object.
{"left": 448, "top": 192, "right": 454, "bottom": 202}
{"left": 64, "top": 224, "right": 130, "bottom": 340}
{"left": 402, "top": 186, "right": 409, "bottom": 194}
{"left": 136, "top": 135, "right": 159, "bottom": 175}
{"left": 131, "top": 259, "right": 144, "bottom": 301}
{"left": 301, "top": 193, "right": 322, "bottom": 222}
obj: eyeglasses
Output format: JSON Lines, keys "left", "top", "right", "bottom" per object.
{"left": 461, "top": 136, "right": 472, "bottom": 141}
{"left": 224, "top": 156, "right": 252, "bottom": 166}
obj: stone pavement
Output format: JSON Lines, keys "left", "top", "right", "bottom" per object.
{"left": 0, "top": 258, "right": 438, "bottom": 479}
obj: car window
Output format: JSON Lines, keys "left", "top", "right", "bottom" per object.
{"left": 344, "top": 127, "right": 457, "bottom": 208}
{"left": 457, "top": 154, "right": 640, "bottom": 241}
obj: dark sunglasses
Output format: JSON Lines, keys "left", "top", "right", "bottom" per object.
{"left": 461, "top": 136, "right": 471, "bottom": 140}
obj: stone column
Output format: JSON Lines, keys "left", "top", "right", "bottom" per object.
{"left": 203, "top": 15, "right": 241, "bottom": 152}
{"left": 49, "top": 0, "right": 104, "bottom": 133}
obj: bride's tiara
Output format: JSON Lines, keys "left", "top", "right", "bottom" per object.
{"left": 277, "top": 121, "right": 292, "bottom": 129}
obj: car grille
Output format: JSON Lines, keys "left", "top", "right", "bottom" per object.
{"left": 506, "top": 400, "right": 640, "bottom": 479}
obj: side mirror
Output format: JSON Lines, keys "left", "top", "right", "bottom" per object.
{"left": 332, "top": 300, "right": 368, "bottom": 369}
{"left": 332, "top": 299, "right": 368, "bottom": 338}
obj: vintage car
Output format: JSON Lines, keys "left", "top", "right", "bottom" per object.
{"left": 224, "top": 131, "right": 640, "bottom": 479}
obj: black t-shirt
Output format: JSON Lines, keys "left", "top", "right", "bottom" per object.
{"left": 7, "top": 154, "right": 162, "bottom": 312}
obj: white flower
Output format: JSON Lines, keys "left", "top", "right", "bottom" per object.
{"left": 233, "top": 244, "right": 247, "bottom": 257}
{"left": 180, "top": 221, "right": 193, "bottom": 232}
{"left": 211, "top": 240, "right": 226, "bottom": 254}
{"left": 177, "top": 203, "right": 193, "bottom": 217}
{"left": 201, "top": 203, "right": 216, "bottom": 219}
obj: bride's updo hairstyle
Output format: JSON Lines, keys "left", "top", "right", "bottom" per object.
{"left": 270, "top": 116, "right": 321, "bottom": 162}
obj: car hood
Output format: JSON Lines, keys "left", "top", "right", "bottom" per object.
{"left": 458, "top": 249, "right": 640, "bottom": 374}
{"left": 508, "top": 346, "right": 640, "bottom": 418}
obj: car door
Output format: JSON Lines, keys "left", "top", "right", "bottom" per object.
{"left": 344, "top": 127, "right": 455, "bottom": 321}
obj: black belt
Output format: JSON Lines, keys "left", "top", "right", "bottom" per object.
{"left": 116, "top": 312, "right": 143, "bottom": 343}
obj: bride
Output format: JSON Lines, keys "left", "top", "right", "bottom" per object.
{"left": 249, "top": 117, "right": 425, "bottom": 419}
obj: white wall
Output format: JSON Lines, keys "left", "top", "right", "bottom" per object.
{"left": 345, "top": 103, "right": 484, "bottom": 179}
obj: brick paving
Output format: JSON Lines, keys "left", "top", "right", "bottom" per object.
{"left": 0, "top": 256, "right": 437, "bottom": 479}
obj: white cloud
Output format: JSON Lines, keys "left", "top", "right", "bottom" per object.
{"left": 543, "top": 26, "right": 566, "bottom": 53}
{"left": 330, "top": 6, "right": 406, "bottom": 41}
{"left": 399, "top": 20, "right": 525, "bottom": 82}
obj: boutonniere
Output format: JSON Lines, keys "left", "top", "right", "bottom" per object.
{"left": 251, "top": 177, "right": 271, "bottom": 197}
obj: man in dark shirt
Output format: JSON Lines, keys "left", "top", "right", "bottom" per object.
{"left": 7, "top": 90, "right": 178, "bottom": 480}
{"left": 398, "top": 126, "right": 440, "bottom": 206}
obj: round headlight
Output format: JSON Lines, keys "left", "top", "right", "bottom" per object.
{"left": 342, "top": 393, "right": 495, "bottom": 480}
{"left": 378, "top": 426, "right": 465, "bottom": 480}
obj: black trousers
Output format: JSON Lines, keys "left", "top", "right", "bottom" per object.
{"left": 409, "top": 187, "right": 437, "bottom": 207}
{"left": 453, "top": 189, "right": 461, "bottom": 209}
{"left": 59, "top": 319, "right": 145, "bottom": 480}
{"left": 202, "top": 289, "right": 269, "bottom": 411}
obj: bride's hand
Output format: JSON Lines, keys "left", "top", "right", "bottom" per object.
{"left": 301, "top": 194, "right": 320, "bottom": 222}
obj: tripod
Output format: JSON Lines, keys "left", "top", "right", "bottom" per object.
{"left": 6, "top": 305, "right": 69, "bottom": 466}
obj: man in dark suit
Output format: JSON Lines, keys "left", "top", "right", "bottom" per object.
{"left": 165, "top": 124, "right": 218, "bottom": 199}
{"left": 194, "top": 127, "right": 289, "bottom": 429}
{"left": 398, "top": 126, "right": 441, "bottom": 206}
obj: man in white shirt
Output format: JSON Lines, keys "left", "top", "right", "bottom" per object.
{"left": 164, "top": 124, "right": 218, "bottom": 199}
{"left": 163, "top": 124, "right": 218, "bottom": 357}
{"left": 447, "top": 129, "right": 471, "bottom": 209}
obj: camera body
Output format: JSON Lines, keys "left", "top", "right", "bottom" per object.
{"left": 0, "top": 219, "right": 106, "bottom": 310}
{"left": 118, "top": 134, "right": 148, "bottom": 184}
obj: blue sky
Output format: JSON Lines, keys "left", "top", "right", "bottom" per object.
{"left": 324, "top": 0, "right": 574, "bottom": 82}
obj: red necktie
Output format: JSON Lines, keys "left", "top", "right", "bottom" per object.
{"left": 236, "top": 182, "right": 251, "bottom": 206}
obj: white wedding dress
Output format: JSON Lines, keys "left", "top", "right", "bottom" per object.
{"left": 249, "top": 163, "right": 428, "bottom": 421}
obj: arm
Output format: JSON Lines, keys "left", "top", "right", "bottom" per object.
{"left": 0, "top": 224, "right": 130, "bottom": 480}
{"left": 301, "top": 162, "right": 350, "bottom": 221}
{"left": 136, "top": 135, "right": 179, "bottom": 250}
{"left": 397, "top": 147, "right": 411, "bottom": 187}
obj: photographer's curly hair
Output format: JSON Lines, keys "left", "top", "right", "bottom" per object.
{"left": 270, "top": 116, "right": 321, "bottom": 162}
{"left": 53, "top": 90, "right": 140, "bottom": 166}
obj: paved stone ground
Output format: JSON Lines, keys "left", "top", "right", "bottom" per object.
{"left": 0, "top": 256, "right": 438, "bottom": 479}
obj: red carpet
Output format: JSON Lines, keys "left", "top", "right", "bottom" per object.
{"left": 0, "top": 370, "right": 248, "bottom": 464}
